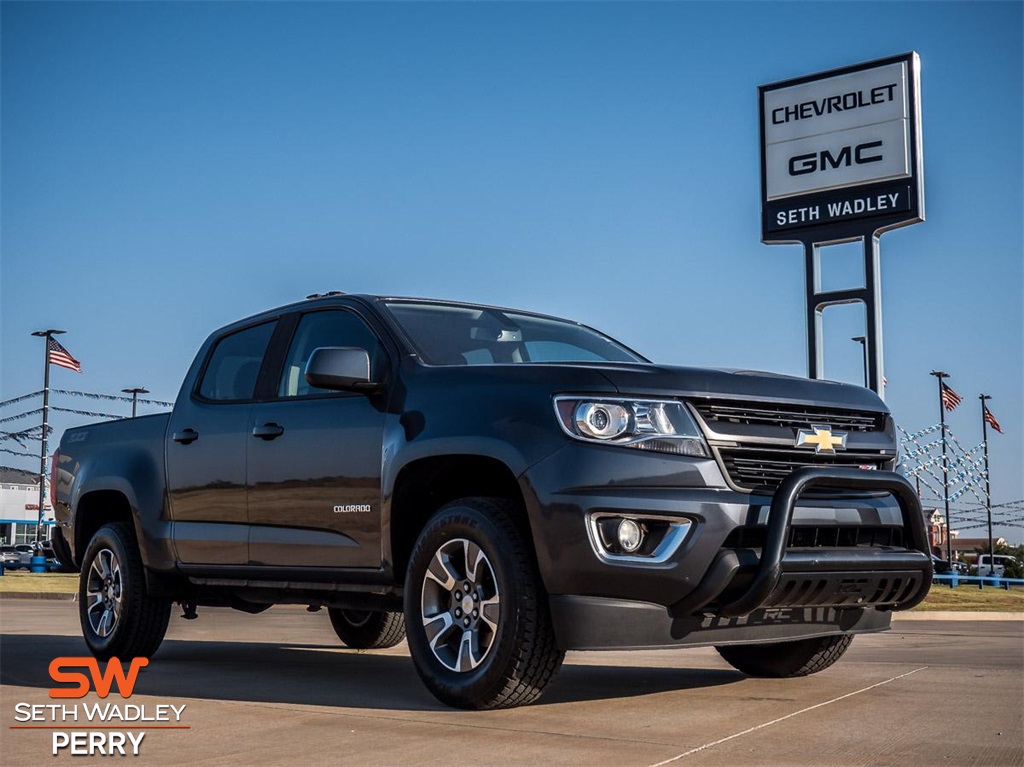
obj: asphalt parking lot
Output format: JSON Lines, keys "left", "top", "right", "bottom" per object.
{"left": 1, "top": 600, "right": 1021, "bottom": 766}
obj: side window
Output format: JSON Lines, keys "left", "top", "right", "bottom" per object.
{"left": 198, "top": 322, "right": 275, "bottom": 402}
{"left": 279, "top": 310, "right": 382, "bottom": 398}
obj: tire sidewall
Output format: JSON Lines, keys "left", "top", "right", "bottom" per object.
{"left": 404, "top": 503, "right": 526, "bottom": 705}
{"left": 337, "top": 609, "right": 373, "bottom": 629}
{"left": 327, "top": 608, "right": 405, "bottom": 649}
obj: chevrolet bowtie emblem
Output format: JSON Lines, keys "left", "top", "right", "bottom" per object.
{"left": 795, "top": 424, "right": 848, "bottom": 453}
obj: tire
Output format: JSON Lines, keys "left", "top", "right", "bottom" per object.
{"left": 403, "top": 497, "right": 564, "bottom": 710}
{"left": 328, "top": 608, "right": 406, "bottom": 649}
{"left": 78, "top": 522, "right": 172, "bottom": 661}
{"left": 715, "top": 634, "right": 854, "bottom": 678}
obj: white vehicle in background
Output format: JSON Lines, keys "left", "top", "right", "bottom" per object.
{"left": 975, "top": 554, "right": 1016, "bottom": 577}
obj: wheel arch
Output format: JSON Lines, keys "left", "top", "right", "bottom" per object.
{"left": 74, "top": 489, "right": 138, "bottom": 567}
{"left": 388, "top": 454, "right": 531, "bottom": 584}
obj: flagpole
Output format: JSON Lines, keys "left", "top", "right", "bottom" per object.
{"left": 930, "top": 370, "right": 952, "bottom": 564}
{"left": 979, "top": 394, "right": 993, "bottom": 575}
{"left": 31, "top": 329, "right": 65, "bottom": 545}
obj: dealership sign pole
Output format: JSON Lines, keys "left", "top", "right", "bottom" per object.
{"left": 759, "top": 52, "right": 924, "bottom": 397}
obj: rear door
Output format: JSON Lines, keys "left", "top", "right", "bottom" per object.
{"left": 246, "top": 307, "right": 389, "bottom": 569}
{"left": 166, "top": 320, "right": 276, "bottom": 566}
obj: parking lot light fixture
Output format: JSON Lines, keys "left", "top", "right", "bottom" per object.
{"left": 122, "top": 387, "right": 150, "bottom": 418}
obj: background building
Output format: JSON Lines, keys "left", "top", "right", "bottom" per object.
{"left": 0, "top": 467, "right": 51, "bottom": 544}
{"left": 926, "top": 508, "right": 954, "bottom": 556}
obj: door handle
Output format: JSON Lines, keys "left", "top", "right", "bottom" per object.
{"left": 172, "top": 428, "right": 199, "bottom": 445}
{"left": 252, "top": 423, "right": 285, "bottom": 440}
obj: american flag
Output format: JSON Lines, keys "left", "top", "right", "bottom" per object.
{"left": 983, "top": 406, "right": 1003, "bottom": 434}
{"left": 47, "top": 337, "right": 82, "bottom": 373}
{"left": 940, "top": 381, "right": 961, "bottom": 411}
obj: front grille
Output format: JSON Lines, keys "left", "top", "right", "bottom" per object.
{"left": 693, "top": 400, "right": 885, "bottom": 432}
{"left": 724, "top": 525, "right": 904, "bottom": 550}
{"left": 719, "top": 447, "right": 890, "bottom": 492}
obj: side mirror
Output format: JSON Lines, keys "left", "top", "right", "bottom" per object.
{"left": 304, "top": 347, "right": 379, "bottom": 392}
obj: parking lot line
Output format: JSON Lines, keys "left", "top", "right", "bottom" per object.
{"left": 646, "top": 666, "right": 929, "bottom": 766}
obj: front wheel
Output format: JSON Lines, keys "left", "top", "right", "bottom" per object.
{"left": 78, "top": 522, "right": 171, "bottom": 660}
{"left": 715, "top": 634, "right": 854, "bottom": 678}
{"left": 404, "top": 497, "right": 564, "bottom": 709}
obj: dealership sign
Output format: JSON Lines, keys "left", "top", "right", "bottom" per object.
{"left": 760, "top": 53, "right": 924, "bottom": 241}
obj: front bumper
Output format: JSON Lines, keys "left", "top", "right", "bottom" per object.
{"left": 549, "top": 596, "right": 892, "bottom": 651}
{"left": 675, "top": 467, "right": 932, "bottom": 617}
{"left": 521, "top": 446, "right": 932, "bottom": 648}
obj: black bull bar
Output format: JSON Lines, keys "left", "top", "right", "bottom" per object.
{"left": 671, "top": 468, "right": 934, "bottom": 618}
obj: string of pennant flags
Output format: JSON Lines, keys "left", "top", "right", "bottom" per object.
{"left": 922, "top": 499, "right": 1024, "bottom": 533}
{"left": 0, "top": 425, "right": 52, "bottom": 444}
{"left": 0, "top": 391, "right": 44, "bottom": 409}
{"left": 51, "top": 389, "right": 174, "bottom": 408}
{"left": 0, "top": 409, "right": 43, "bottom": 426}
{"left": 0, "top": 389, "right": 173, "bottom": 411}
{"left": 0, "top": 389, "right": 174, "bottom": 432}
{"left": 0, "top": 446, "right": 38, "bottom": 459}
{"left": 898, "top": 425, "right": 990, "bottom": 506}
{"left": 0, "top": 402, "right": 150, "bottom": 425}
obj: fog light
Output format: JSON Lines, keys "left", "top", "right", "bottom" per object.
{"left": 617, "top": 519, "right": 643, "bottom": 553}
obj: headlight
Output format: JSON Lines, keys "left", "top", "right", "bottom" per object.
{"left": 575, "top": 402, "right": 631, "bottom": 440}
{"left": 554, "top": 396, "right": 709, "bottom": 457}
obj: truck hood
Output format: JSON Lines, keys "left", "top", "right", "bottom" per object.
{"left": 587, "top": 363, "right": 888, "bottom": 412}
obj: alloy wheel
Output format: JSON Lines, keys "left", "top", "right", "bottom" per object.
{"left": 85, "top": 548, "right": 123, "bottom": 638}
{"left": 420, "top": 538, "right": 500, "bottom": 672}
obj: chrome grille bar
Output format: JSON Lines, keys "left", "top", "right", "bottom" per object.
{"left": 693, "top": 400, "right": 884, "bottom": 432}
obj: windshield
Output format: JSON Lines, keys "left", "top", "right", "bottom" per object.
{"left": 382, "top": 301, "right": 646, "bottom": 366}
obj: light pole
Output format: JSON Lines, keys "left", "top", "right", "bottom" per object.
{"left": 31, "top": 329, "right": 65, "bottom": 544}
{"left": 121, "top": 388, "right": 149, "bottom": 418}
{"left": 851, "top": 336, "right": 868, "bottom": 387}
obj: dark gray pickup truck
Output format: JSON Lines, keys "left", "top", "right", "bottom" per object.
{"left": 52, "top": 294, "right": 931, "bottom": 709}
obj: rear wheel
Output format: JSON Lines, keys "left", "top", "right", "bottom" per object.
{"left": 715, "top": 634, "right": 854, "bottom": 677}
{"left": 78, "top": 522, "right": 171, "bottom": 660}
{"left": 404, "top": 497, "right": 564, "bottom": 710}
{"left": 327, "top": 608, "right": 406, "bottom": 649}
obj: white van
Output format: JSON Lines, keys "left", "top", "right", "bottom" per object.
{"left": 975, "top": 554, "right": 1016, "bottom": 577}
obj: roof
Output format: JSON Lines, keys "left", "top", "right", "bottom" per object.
{"left": 0, "top": 467, "right": 40, "bottom": 485}
{"left": 950, "top": 537, "right": 1008, "bottom": 551}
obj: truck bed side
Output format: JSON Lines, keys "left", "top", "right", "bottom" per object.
{"left": 55, "top": 413, "right": 174, "bottom": 570}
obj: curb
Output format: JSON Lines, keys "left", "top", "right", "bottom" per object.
{"left": 0, "top": 592, "right": 75, "bottom": 601}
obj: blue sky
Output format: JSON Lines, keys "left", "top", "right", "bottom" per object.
{"left": 2, "top": 2, "right": 1021, "bottom": 539}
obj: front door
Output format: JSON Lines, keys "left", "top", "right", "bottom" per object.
{"left": 246, "top": 308, "right": 388, "bottom": 569}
